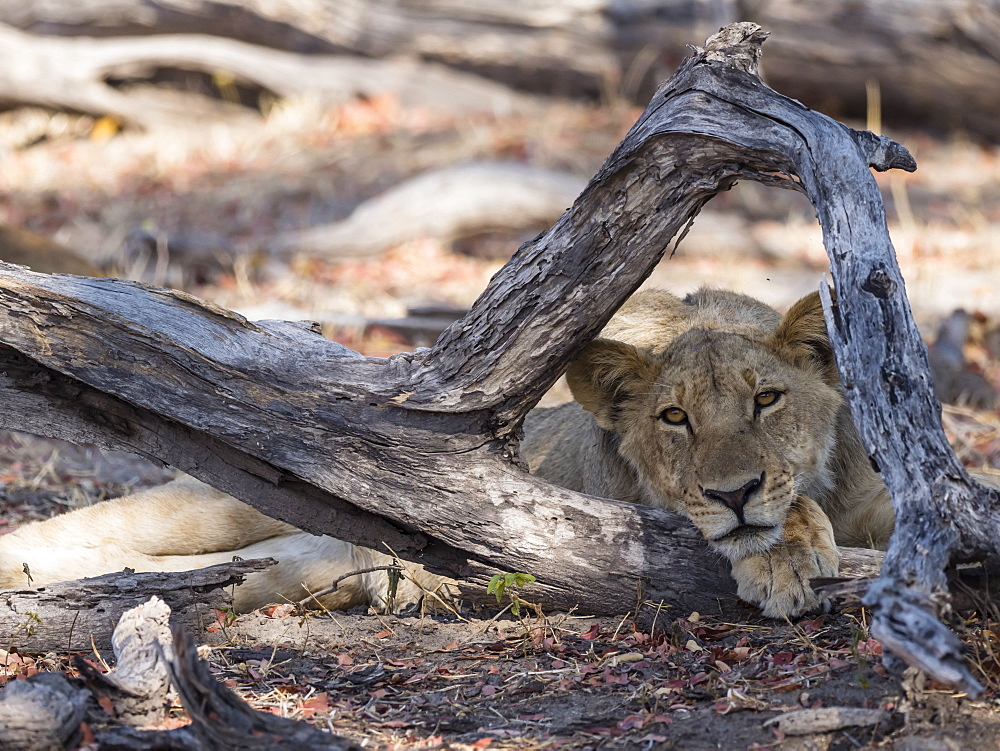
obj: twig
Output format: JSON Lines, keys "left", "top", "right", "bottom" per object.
{"left": 294, "top": 565, "right": 403, "bottom": 612}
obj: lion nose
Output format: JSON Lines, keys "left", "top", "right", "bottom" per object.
{"left": 701, "top": 475, "right": 763, "bottom": 520}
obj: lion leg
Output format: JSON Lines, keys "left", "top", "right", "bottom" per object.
{"left": 222, "top": 538, "right": 456, "bottom": 614}
{"left": 352, "top": 547, "right": 458, "bottom": 614}
{"left": 729, "top": 495, "right": 839, "bottom": 619}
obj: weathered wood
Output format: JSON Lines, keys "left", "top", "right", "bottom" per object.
{"left": 821, "top": 278, "right": 1000, "bottom": 693}
{"left": 274, "top": 163, "right": 585, "bottom": 259}
{"left": 77, "top": 597, "right": 175, "bottom": 726}
{"left": 0, "top": 672, "right": 90, "bottom": 751}
{"left": 0, "top": 559, "right": 272, "bottom": 653}
{"left": 5, "top": 1, "right": 1000, "bottom": 138}
{"left": 0, "top": 22, "right": 986, "bottom": 691}
{"left": 0, "top": 22, "right": 528, "bottom": 130}
{"left": 0, "top": 596, "right": 355, "bottom": 750}
{"left": 755, "top": 0, "right": 1000, "bottom": 140}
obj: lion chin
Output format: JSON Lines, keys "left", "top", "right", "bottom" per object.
{"left": 708, "top": 522, "right": 783, "bottom": 559}
{"left": 522, "top": 286, "right": 897, "bottom": 618}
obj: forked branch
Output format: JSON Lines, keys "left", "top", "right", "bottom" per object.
{"left": 0, "top": 23, "right": 990, "bottom": 692}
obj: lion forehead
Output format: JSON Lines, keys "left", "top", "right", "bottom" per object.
{"left": 647, "top": 332, "right": 796, "bottom": 408}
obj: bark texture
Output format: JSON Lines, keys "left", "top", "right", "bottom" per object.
{"left": 0, "top": 559, "right": 272, "bottom": 653}
{"left": 0, "top": 23, "right": 990, "bottom": 692}
{"left": 76, "top": 597, "right": 175, "bottom": 726}
{"left": 0, "top": 672, "right": 89, "bottom": 751}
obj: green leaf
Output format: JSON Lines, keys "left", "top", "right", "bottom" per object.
{"left": 513, "top": 573, "right": 536, "bottom": 588}
{"left": 487, "top": 574, "right": 506, "bottom": 603}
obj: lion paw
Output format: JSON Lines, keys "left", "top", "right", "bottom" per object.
{"left": 731, "top": 539, "right": 839, "bottom": 618}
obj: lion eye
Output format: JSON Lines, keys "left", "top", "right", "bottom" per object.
{"left": 660, "top": 407, "right": 688, "bottom": 425}
{"left": 754, "top": 390, "right": 781, "bottom": 407}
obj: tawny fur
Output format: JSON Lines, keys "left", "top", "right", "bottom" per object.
{"left": 522, "top": 288, "right": 896, "bottom": 618}
{"left": 0, "top": 477, "right": 453, "bottom": 613}
{"left": 0, "top": 288, "right": 921, "bottom": 619}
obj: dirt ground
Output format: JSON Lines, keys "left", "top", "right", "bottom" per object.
{"left": 1, "top": 87, "right": 1000, "bottom": 749}
{"left": 2, "top": 431, "right": 1000, "bottom": 749}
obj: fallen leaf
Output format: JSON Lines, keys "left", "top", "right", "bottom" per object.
{"left": 618, "top": 714, "right": 644, "bottom": 730}
{"left": 263, "top": 604, "right": 296, "bottom": 619}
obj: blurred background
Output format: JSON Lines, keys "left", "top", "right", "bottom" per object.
{"left": 1, "top": 0, "right": 1000, "bottom": 511}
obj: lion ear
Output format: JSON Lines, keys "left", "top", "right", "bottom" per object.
{"left": 566, "top": 339, "right": 659, "bottom": 430}
{"left": 771, "top": 291, "right": 839, "bottom": 385}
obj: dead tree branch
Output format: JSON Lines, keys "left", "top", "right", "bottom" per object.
{"left": 6, "top": 1, "right": 1000, "bottom": 138}
{"left": 0, "top": 597, "right": 357, "bottom": 750}
{"left": 0, "top": 559, "right": 273, "bottom": 653}
{"left": 0, "top": 23, "right": 988, "bottom": 691}
{"left": 0, "top": 22, "right": 528, "bottom": 129}
{"left": 7, "top": 1, "right": 1000, "bottom": 137}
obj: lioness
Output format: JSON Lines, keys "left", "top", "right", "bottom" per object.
{"left": 0, "top": 288, "right": 892, "bottom": 619}
{"left": 521, "top": 288, "right": 895, "bottom": 618}
{"left": 0, "top": 476, "right": 452, "bottom": 613}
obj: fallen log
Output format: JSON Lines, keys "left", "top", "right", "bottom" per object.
{"left": 0, "top": 559, "right": 272, "bottom": 653}
{"left": 5, "top": 1, "right": 1000, "bottom": 138}
{"left": 0, "top": 23, "right": 990, "bottom": 694}
{"left": 274, "top": 163, "right": 586, "bottom": 259}
{"left": 0, "top": 22, "right": 529, "bottom": 130}
{"left": 0, "top": 597, "right": 358, "bottom": 750}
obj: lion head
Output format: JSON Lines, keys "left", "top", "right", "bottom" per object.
{"left": 566, "top": 289, "right": 844, "bottom": 560}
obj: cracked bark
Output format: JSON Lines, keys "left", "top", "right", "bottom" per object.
{"left": 0, "top": 22, "right": 991, "bottom": 692}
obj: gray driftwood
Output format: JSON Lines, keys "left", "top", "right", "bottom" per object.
{"left": 0, "top": 559, "right": 272, "bottom": 653}
{"left": 5, "top": 1, "right": 1000, "bottom": 138}
{"left": 0, "top": 22, "right": 527, "bottom": 129}
{"left": 0, "top": 672, "right": 89, "bottom": 751}
{"left": 0, "top": 23, "right": 990, "bottom": 692}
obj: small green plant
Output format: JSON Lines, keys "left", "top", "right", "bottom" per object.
{"left": 849, "top": 620, "right": 871, "bottom": 688}
{"left": 487, "top": 572, "right": 536, "bottom": 617}
{"left": 6, "top": 611, "right": 40, "bottom": 651}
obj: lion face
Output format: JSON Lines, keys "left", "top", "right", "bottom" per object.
{"left": 567, "top": 292, "right": 843, "bottom": 559}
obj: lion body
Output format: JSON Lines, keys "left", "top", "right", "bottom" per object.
{"left": 0, "top": 477, "right": 451, "bottom": 613}
{"left": 522, "top": 288, "right": 896, "bottom": 617}
{"left": 0, "top": 287, "right": 899, "bottom": 618}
